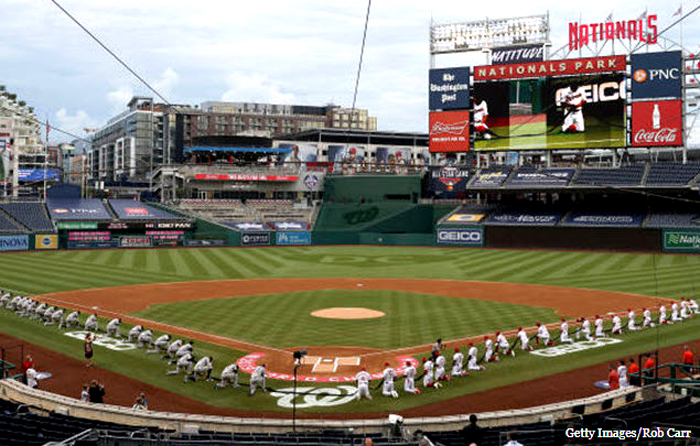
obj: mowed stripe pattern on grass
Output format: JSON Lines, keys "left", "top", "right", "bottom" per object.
{"left": 0, "top": 247, "right": 698, "bottom": 299}
{"left": 132, "top": 289, "right": 562, "bottom": 349}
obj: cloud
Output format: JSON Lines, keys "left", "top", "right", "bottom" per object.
{"left": 221, "top": 73, "right": 296, "bottom": 104}
{"left": 153, "top": 67, "right": 179, "bottom": 98}
{"left": 106, "top": 86, "right": 133, "bottom": 113}
{"left": 53, "top": 108, "right": 98, "bottom": 140}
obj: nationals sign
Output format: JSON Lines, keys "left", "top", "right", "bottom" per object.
{"left": 474, "top": 56, "right": 625, "bottom": 81}
{"left": 429, "top": 110, "right": 470, "bottom": 152}
{"left": 569, "top": 15, "right": 658, "bottom": 51}
{"left": 631, "top": 100, "right": 683, "bottom": 147}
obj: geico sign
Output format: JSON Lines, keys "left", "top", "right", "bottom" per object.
{"left": 437, "top": 230, "right": 482, "bottom": 244}
{"left": 555, "top": 81, "right": 623, "bottom": 105}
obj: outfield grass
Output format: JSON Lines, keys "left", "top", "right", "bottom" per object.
{"left": 133, "top": 290, "right": 562, "bottom": 349}
{"left": 0, "top": 247, "right": 698, "bottom": 299}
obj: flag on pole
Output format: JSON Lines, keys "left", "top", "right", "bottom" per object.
{"left": 46, "top": 120, "right": 50, "bottom": 142}
{"left": 637, "top": 10, "right": 648, "bottom": 20}
{"left": 673, "top": 5, "right": 682, "bottom": 16}
{"left": 605, "top": 12, "right": 613, "bottom": 22}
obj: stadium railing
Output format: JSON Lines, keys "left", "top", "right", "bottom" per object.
{"left": 0, "top": 377, "right": 643, "bottom": 434}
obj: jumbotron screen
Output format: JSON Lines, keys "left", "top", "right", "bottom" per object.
{"left": 473, "top": 56, "right": 627, "bottom": 151}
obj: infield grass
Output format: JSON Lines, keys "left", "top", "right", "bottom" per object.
{"left": 133, "top": 290, "right": 562, "bottom": 349}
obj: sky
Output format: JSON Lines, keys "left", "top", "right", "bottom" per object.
{"left": 0, "top": 0, "right": 697, "bottom": 142}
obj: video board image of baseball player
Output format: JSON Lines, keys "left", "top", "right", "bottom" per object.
{"left": 474, "top": 73, "right": 626, "bottom": 151}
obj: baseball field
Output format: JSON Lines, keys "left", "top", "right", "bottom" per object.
{"left": 1, "top": 245, "right": 699, "bottom": 416}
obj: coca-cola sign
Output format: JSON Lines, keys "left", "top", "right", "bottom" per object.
{"left": 631, "top": 100, "right": 682, "bottom": 147}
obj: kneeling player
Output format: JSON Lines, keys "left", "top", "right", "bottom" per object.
{"left": 216, "top": 362, "right": 240, "bottom": 389}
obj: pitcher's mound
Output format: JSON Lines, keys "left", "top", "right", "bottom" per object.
{"left": 311, "top": 307, "right": 385, "bottom": 320}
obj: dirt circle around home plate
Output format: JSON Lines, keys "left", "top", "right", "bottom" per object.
{"left": 310, "top": 307, "right": 386, "bottom": 320}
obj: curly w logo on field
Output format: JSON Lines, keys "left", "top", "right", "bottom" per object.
{"left": 270, "top": 386, "right": 358, "bottom": 408}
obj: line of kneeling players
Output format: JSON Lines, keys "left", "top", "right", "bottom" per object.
{"left": 3, "top": 291, "right": 697, "bottom": 401}
{"left": 0, "top": 292, "right": 267, "bottom": 396}
{"left": 356, "top": 298, "right": 699, "bottom": 401}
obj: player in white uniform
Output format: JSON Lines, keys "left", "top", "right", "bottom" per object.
{"left": 176, "top": 341, "right": 194, "bottom": 360}
{"left": 106, "top": 318, "right": 122, "bottom": 338}
{"left": 618, "top": 360, "right": 629, "bottom": 388}
{"left": 42, "top": 306, "right": 54, "bottom": 323}
{"left": 61, "top": 310, "right": 80, "bottom": 329}
{"left": 577, "top": 317, "right": 593, "bottom": 341}
{"left": 84, "top": 313, "right": 99, "bottom": 332}
{"left": 659, "top": 305, "right": 668, "bottom": 324}
{"left": 451, "top": 348, "right": 465, "bottom": 377}
{"left": 47, "top": 308, "right": 64, "bottom": 326}
{"left": 484, "top": 336, "right": 497, "bottom": 362}
{"left": 0, "top": 292, "right": 10, "bottom": 308}
{"left": 611, "top": 315, "right": 622, "bottom": 335}
{"left": 595, "top": 315, "right": 605, "bottom": 338}
{"left": 473, "top": 97, "right": 492, "bottom": 140}
{"left": 680, "top": 298, "right": 690, "bottom": 319}
{"left": 166, "top": 339, "right": 183, "bottom": 362}
{"left": 137, "top": 329, "right": 153, "bottom": 349}
{"left": 627, "top": 309, "right": 639, "bottom": 332}
{"left": 467, "top": 342, "right": 484, "bottom": 371}
{"left": 560, "top": 84, "right": 586, "bottom": 132}
{"left": 355, "top": 367, "right": 372, "bottom": 400}
{"left": 249, "top": 364, "right": 267, "bottom": 395}
{"left": 128, "top": 325, "right": 143, "bottom": 343}
{"left": 217, "top": 362, "right": 240, "bottom": 388}
{"left": 422, "top": 357, "right": 440, "bottom": 388}
{"left": 381, "top": 363, "right": 398, "bottom": 398}
{"left": 33, "top": 303, "right": 46, "bottom": 320}
{"left": 642, "top": 308, "right": 653, "bottom": 328}
{"left": 671, "top": 302, "right": 682, "bottom": 322}
{"left": 434, "top": 354, "right": 448, "bottom": 381}
{"left": 188, "top": 356, "right": 214, "bottom": 382}
{"left": 166, "top": 352, "right": 193, "bottom": 376}
{"left": 403, "top": 361, "right": 420, "bottom": 394}
{"left": 496, "top": 331, "right": 512, "bottom": 357}
{"left": 26, "top": 367, "right": 38, "bottom": 389}
{"left": 7, "top": 295, "right": 21, "bottom": 311}
{"left": 559, "top": 319, "right": 574, "bottom": 344}
{"left": 21, "top": 300, "right": 35, "bottom": 318}
{"left": 535, "top": 322, "right": 552, "bottom": 346}
{"left": 689, "top": 298, "right": 700, "bottom": 314}
{"left": 517, "top": 327, "right": 532, "bottom": 351}
{"left": 147, "top": 334, "right": 171, "bottom": 354}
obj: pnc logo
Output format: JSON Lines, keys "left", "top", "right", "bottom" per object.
{"left": 633, "top": 69, "right": 647, "bottom": 83}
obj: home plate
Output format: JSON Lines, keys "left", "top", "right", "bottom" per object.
{"left": 357, "top": 283, "right": 364, "bottom": 287}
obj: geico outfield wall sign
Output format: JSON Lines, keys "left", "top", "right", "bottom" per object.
{"left": 436, "top": 228, "right": 484, "bottom": 246}
{"left": 531, "top": 337, "right": 622, "bottom": 357}
{"left": 64, "top": 331, "right": 137, "bottom": 351}
{"left": 270, "top": 386, "right": 358, "bottom": 409}
{"left": 0, "top": 235, "right": 29, "bottom": 252}
{"left": 663, "top": 230, "right": 700, "bottom": 253}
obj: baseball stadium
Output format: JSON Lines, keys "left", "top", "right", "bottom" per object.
{"left": 2, "top": 4, "right": 700, "bottom": 446}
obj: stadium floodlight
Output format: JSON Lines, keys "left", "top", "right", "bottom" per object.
{"left": 430, "top": 14, "right": 549, "bottom": 55}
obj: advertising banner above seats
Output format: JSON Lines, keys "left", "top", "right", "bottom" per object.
{"left": 631, "top": 100, "right": 683, "bottom": 147}
{"left": 429, "top": 166, "right": 471, "bottom": 193}
{"left": 630, "top": 51, "right": 682, "bottom": 100}
{"left": 429, "top": 111, "right": 471, "bottom": 153}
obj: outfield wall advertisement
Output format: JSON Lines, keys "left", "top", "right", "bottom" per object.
{"left": 241, "top": 232, "right": 271, "bottom": 246}
{"left": 663, "top": 230, "right": 700, "bottom": 253}
{"left": 436, "top": 228, "right": 484, "bottom": 246}
{"left": 0, "top": 235, "right": 29, "bottom": 252}
{"left": 276, "top": 232, "right": 311, "bottom": 246}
